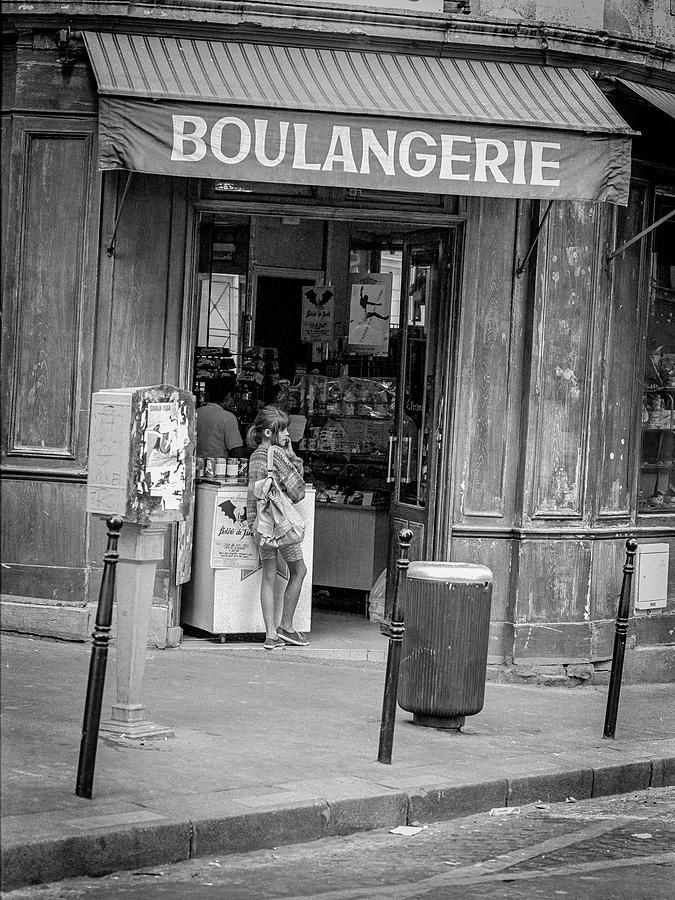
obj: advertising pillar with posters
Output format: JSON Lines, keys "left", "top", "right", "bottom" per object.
{"left": 86, "top": 384, "right": 195, "bottom": 740}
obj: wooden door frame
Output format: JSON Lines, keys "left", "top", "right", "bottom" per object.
{"left": 178, "top": 202, "right": 464, "bottom": 618}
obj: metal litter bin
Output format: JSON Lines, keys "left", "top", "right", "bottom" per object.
{"left": 399, "top": 561, "right": 493, "bottom": 730}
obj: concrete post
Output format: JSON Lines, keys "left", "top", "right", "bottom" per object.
{"left": 100, "top": 523, "right": 174, "bottom": 740}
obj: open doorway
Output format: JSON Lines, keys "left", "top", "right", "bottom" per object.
{"left": 180, "top": 210, "right": 458, "bottom": 650}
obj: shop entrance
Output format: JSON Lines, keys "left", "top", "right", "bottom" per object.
{"left": 183, "top": 208, "right": 458, "bottom": 642}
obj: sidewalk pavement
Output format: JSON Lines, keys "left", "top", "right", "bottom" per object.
{"left": 1, "top": 631, "right": 674, "bottom": 892}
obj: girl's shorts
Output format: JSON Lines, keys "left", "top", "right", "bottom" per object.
{"left": 258, "top": 541, "right": 304, "bottom": 564}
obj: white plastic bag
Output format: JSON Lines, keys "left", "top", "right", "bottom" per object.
{"left": 368, "top": 569, "right": 387, "bottom": 623}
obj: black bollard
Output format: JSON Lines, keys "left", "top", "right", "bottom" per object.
{"left": 378, "top": 528, "right": 413, "bottom": 764}
{"left": 603, "top": 538, "right": 638, "bottom": 740}
{"left": 76, "top": 515, "right": 123, "bottom": 798}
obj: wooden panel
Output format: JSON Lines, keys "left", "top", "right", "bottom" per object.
{"left": 91, "top": 173, "right": 190, "bottom": 620}
{"left": 253, "top": 217, "right": 324, "bottom": 270}
{"left": 591, "top": 537, "right": 629, "bottom": 621}
{"left": 529, "top": 202, "right": 598, "bottom": 518}
{"left": 2, "top": 44, "right": 16, "bottom": 110}
{"left": 5, "top": 119, "right": 97, "bottom": 460}
{"left": 516, "top": 538, "right": 592, "bottom": 623}
{"left": 0, "top": 566, "right": 87, "bottom": 605}
{"left": 456, "top": 198, "right": 521, "bottom": 519}
{"left": 1, "top": 115, "right": 10, "bottom": 286}
{"left": 95, "top": 174, "right": 189, "bottom": 389}
{"left": 0, "top": 479, "right": 87, "bottom": 566}
{"left": 450, "top": 535, "right": 513, "bottom": 622}
{"left": 324, "top": 221, "right": 350, "bottom": 341}
{"left": 513, "top": 622, "right": 593, "bottom": 664}
{"left": 597, "top": 184, "right": 646, "bottom": 516}
{"left": 13, "top": 40, "right": 97, "bottom": 114}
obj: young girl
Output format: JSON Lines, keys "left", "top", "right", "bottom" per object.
{"left": 246, "top": 406, "right": 309, "bottom": 650}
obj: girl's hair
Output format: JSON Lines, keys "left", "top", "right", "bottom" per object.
{"left": 246, "top": 405, "right": 290, "bottom": 449}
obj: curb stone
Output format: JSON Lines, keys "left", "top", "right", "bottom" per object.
{"left": 2, "top": 758, "right": 673, "bottom": 892}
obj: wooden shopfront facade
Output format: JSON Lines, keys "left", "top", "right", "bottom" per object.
{"left": 2, "top": 1, "right": 674, "bottom": 681}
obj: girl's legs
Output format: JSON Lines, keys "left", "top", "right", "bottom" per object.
{"left": 279, "top": 557, "right": 307, "bottom": 633}
{"left": 260, "top": 555, "right": 278, "bottom": 640}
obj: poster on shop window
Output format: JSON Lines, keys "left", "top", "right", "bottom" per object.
{"left": 348, "top": 273, "right": 392, "bottom": 356}
{"left": 210, "top": 490, "right": 258, "bottom": 569}
{"left": 301, "top": 284, "right": 335, "bottom": 343}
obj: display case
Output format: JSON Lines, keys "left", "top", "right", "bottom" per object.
{"left": 292, "top": 374, "right": 395, "bottom": 590}
{"left": 639, "top": 191, "right": 675, "bottom": 513}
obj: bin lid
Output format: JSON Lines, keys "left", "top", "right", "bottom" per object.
{"left": 407, "top": 561, "right": 493, "bottom": 585}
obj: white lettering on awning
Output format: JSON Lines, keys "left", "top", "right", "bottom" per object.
{"left": 360, "top": 129, "right": 396, "bottom": 176}
{"left": 322, "top": 126, "right": 357, "bottom": 172}
{"left": 170, "top": 115, "right": 563, "bottom": 188}
{"left": 530, "top": 142, "right": 561, "bottom": 186}
{"left": 292, "top": 123, "right": 321, "bottom": 171}
{"left": 254, "top": 119, "right": 289, "bottom": 167}
{"left": 474, "top": 138, "right": 509, "bottom": 183}
{"left": 399, "top": 131, "right": 436, "bottom": 178}
{"left": 439, "top": 134, "right": 472, "bottom": 181}
{"left": 211, "top": 117, "right": 250, "bottom": 164}
{"left": 171, "top": 115, "right": 207, "bottom": 161}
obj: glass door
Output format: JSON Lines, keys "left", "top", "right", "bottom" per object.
{"left": 384, "top": 230, "right": 454, "bottom": 619}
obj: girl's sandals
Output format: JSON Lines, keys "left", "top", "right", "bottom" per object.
{"left": 264, "top": 636, "right": 285, "bottom": 650}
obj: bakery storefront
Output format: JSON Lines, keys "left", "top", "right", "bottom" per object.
{"left": 4, "top": 18, "right": 674, "bottom": 674}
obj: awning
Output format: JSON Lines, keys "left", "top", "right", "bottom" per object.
{"left": 618, "top": 79, "right": 675, "bottom": 122}
{"left": 84, "top": 32, "right": 634, "bottom": 204}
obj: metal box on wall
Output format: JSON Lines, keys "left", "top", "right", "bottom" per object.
{"left": 634, "top": 543, "right": 669, "bottom": 612}
{"left": 86, "top": 384, "right": 195, "bottom": 524}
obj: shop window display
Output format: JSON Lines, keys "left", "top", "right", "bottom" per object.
{"left": 640, "top": 191, "right": 675, "bottom": 513}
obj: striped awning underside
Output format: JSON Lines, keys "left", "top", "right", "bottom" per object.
{"left": 618, "top": 79, "right": 675, "bottom": 122}
{"left": 83, "top": 32, "right": 634, "bottom": 136}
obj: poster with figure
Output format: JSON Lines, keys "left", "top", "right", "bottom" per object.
{"left": 144, "top": 401, "right": 186, "bottom": 510}
{"left": 211, "top": 490, "right": 258, "bottom": 569}
{"left": 301, "top": 285, "right": 335, "bottom": 342}
{"left": 348, "top": 273, "right": 392, "bottom": 356}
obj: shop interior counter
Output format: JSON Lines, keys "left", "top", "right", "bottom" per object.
{"left": 312, "top": 502, "right": 388, "bottom": 592}
{"left": 181, "top": 478, "right": 315, "bottom": 637}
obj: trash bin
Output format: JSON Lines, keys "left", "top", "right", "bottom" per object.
{"left": 399, "top": 561, "right": 493, "bottom": 730}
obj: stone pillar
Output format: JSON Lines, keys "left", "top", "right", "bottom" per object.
{"left": 100, "top": 523, "right": 174, "bottom": 740}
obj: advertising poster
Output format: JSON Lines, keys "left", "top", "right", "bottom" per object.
{"left": 301, "top": 284, "right": 335, "bottom": 343}
{"left": 348, "top": 273, "right": 393, "bottom": 356}
{"left": 210, "top": 490, "right": 258, "bottom": 569}
{"left": 144, "top": 401, "right": 186, "bottom": 511}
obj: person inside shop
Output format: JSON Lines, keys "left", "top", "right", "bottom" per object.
{"left": 246, "top": 406, "right": 309, "bottom": 651}
{"left": 196, "top": 377, "right": 244, "bottom": 460}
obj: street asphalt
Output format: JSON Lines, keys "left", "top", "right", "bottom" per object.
{"left": 1, "top": 633, "right": 673, "bottom": 892}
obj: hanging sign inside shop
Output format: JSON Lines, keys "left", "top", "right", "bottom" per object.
{"left": 348, "top": 274, "right": 393, "bottom": 356}
{"left": 97, "top": 98, "right": 631, "bottom": 204}
{"left": 301, "top": 285, "right": 335, "bottom": 343}
{"left": 210, "top": 490, "right": 258, "bottom": 569}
